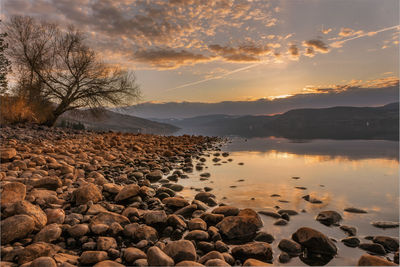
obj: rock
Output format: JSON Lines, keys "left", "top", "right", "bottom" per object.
{"left": 185, "top": 230, "right": 209, "bottom": 241}
{"left": 201, "top": 213, "right": 224, "bottom": 226}
{"left": 292, "top": 227, "right": 337, "bottom": 256}
{"left": 147, "top": 246, "right": 174, "bottom": 266}
{"left": 372, "top": 236, "right": 399, "bottom": 251}
{"left": 0, "top": 147, "right": 16, "bottom": 161}
{"left": 195, "top": 192, "right": 217, "bottom": 206}
{"left": 217, "top": 216, "right": 260, "bottom": 241}
{"left": 243, "top": 258, "right": 271, "bottom": 266}
{"left": 344, "top": 207, "right": 368, "bottom": 213}
{"left": 205, "top": 259, "right": 230, "bottom": 266}
{"left": 212, "top": 206, "right": 240, "bottom": 216}
{"left": 74, "top": 183, "right": 102, "bottom": 205}
{"left": 258, "top": 211, "right": 281, "bottom": 219}
{"left": 316, "top": 211, "right": 342, "bottom": 226}
{"left": 232, "top": 242, "right": 273, "bottom": 262}
{"left": 279, "top": 252, "right": 291, "bottom": 263}
{"left": 371, "top": 221, "right": 399, "bottom": 229}
{"left": 274, "top": 219, "right": 288, "bottom": 226}
{"left": 254, "top": 232, "right": 274, "bottom": 244}
{"left": 33, "top": 176, "right": 62, "bottom": 190}
{"left": 134, "top": 224, "right": 158, "bottom": 242}
{"left": 1, "top": 182, "right": 26, "bottom": 208}
{"left": 359, "top": 243, "right": 387, "bottom": 255}
{"left": 176, "top": 261, "right": 204, "bottom": 266}
{"left": 1, "top": 215, "right": 35, "bottom": 244}
{"left": 87, "top": 204, "right": 108, "bottom": 215}
{"left": 18, "top": 242, "right": 60, "bottom": 264}
{"left": 302, "top": 195, "right": 323, "bottom": 204}
{"left": 163, "top": 197, "right": 189, "bottom": 209}
{"left": 114, "top": 184, "right": 140, "bottom": 202}
{"left": 103, "top": 183, "right": 122, "bottom": 194}
{"left": 278, "top": 239, "right": 301, "bottom": 255}
{"left": 30, "top": 256, "right": 57, "bottom": 267}
{"left": 340, "top": 225, "right": 357, "bottom": 236}
{"left": 79, "top": 251, "right": 109, "bottom": 265}
{"left": 175, "top": 204, "right": 198, "bottom": 218}
{"left": 238, "top": 209, "right": 263, "bottom": 227}
{"left": 357, "top": 254, "right": 397, "bottom": 266}
{"left": 134, "top": 258, "right": 149, "bottom": 266}
{"left": 277, "top": 209, "right": 298, "bottom": 216}
{"left": 93, "top": 260, "right": 125, "bottom": 267}
{"left": 147, "top": 170, "right": 163, "bottom": 182}
{"left": 341, "top": 237, "right": 360, "bottom": 247}
{"left": 395, "top": 251, "right": 399, "bottom": 264}
{"left": 97, "top": 236, "right": 117, "bottom": 251}
{"left": 124, "top": 247, "right": 147, "bottom": 263}
{"left": 5, "top": 200, "right": 47, "bottom": 230}
{"left": 163, "top": 240, "right": 197, "bottom": 262}
{"left": 143, "top": 210, "right": 167, "bottom": 225}
{"left": 188, "top": 218, "right": 207, "bottom": 231}
{"left": 34, "top": 224, "right": 62, "bottom": 243}
{"left": 199, "top": 251, "right": 225, "bottom": 264}
{"left": 68, "top": 224, "right": 90, "bottom": 237}
{"left": 45, "top": 208, "right": 65, "bottom": 224}
{"left": 53, "top": 253, "right": 79, "bottom": 265}
{"left": 90, "top": 212, "right": 130, "bottom": 231}
{"left": 167, "top": 214, "right": 187, "bottom": 229}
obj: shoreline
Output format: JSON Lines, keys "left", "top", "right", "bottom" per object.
{"left": 0, "top": 125, "right": 398, "bottom": 266}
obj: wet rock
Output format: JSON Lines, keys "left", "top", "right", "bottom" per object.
{"left": 341, "top": 237, "right": 360, "bottom": 247}
{"left": 176, "top": 261, "right": 204, "bottom": 266}
{"left": 175, "top": 204, "right": 198, "bottom": 218}
{"left": 93, "top": 260, "right": 125, "bottom": 267}
{"left": 205, "top": 259, "right": 230, "bottom": 266}
{"left": 371, "top": 221, "right": 399, "bottom": 229}
{"left": 215, "top": 240, "right": 229, "bottom": 252}
{"left": 1, "top": 182, "right": 26, "bottom": 208}
{"left": 254, "top": 232, "right": 274, "bottom": 244}
{"left": 79, "top": 251, "right": 109, "bottom": 265}
{"left": 372, "top": 236, "right": 399, "bottom": 252}
{"left": 134, "top": 258, "right": 149, "bottom": 266}
{"left": 68, "top": 224, "right": 90, "bottom": 237}
{"left": 163, "top": 240, "right": 197, "bottom": 262}
{"left": 217, "top": 215, "right": 260, "bottom": 241}
{"left": 200, "top": 213, "right": 224, "bottom": 226}
{"left": 97, "top": 236, "right": 117, "bottom": 251}
{"left": 274, "top": 219, "right": 288, "bottom": 226}
{"left": 188, "top": 218, "right": 207, "bottom": 231}
{"left": 316, "top": 210, "right": 342, "bottom": 226}
{"left": 18, "top": 242, "right": 60, "bottom": 264}
{"left": 340, "top": 225, "right": 357, "bottom": 236}
{"left": 33, "top": 176, "right": 62, "bottom": 190}
{"left": 195, "top": 192, "right": 217, "bottom": 206}
{"left": 74, "top": 183, "right": 102, "bottom": 205}
{"left": 1, "top": 215, "right": 35, "bottom": 244}
{"left": 89, "top": 212, "right": 130, "bottom": 230}
{"left": 4, "top": 200, "right": 47, "bottom": 230}
{"left": 292, "top": 227, "right": 337, "bottom": 256}
{"left": 124, "top": 247, "right": 147, "bottom": 263}
{"left": 258, "top": 211, "right": 281, "bottom": 219}
{"left": 199, "top": 251, "right": 225, "bottom": 264}
{"left": 34, "top": 224, "right": 62, "bottom": 243}
{"left": 278, "top": 239, "right": 301, "bottom": 256}
{"left": 185, "top": 230, "right": 209, "bottom": 241}
{"left": 359, "top": 243, "right": 387, "bottom": 255}
{"left": 243, "top": 258, "right": 271, "bottom": 266}
{"left": 357, "top": 254, "right": 397, "bottom": 266}
{"left": 143, "top": 210, "right": 167, "bottom": 225}
{"left": 212, "top": 206, "right": 240, "bottom": 216}
{"left": 302, "top": 195, "right": 323, "bottom": 204}
{"left": 114, "top": 184, "right": 140, "bottom": 202}
{"left": 147, "top": 170, "right": 163, "bottom": 182}
{"left": 30, "top": 256, "right": 57, "bottom": 267}
{"left": 277, "top": 209, "right": 298, "bottom": 216}
{"left": 167, "top": 214, "right": 187, "bottom": 229}
{"left": 344, "top": 207, "right": 368, "bottom": 213}
{"left": 232, "top": 242, "right": 273, "bottom": 262}
{"left": 147, "top": 246, "right": 174, "bottom": 266}
{"left": 163, "top": 197, "right": 189, "bottom": 209}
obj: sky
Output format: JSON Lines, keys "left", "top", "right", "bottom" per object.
{"left": 1, "top": 0, "right": 399, "bottom": 103}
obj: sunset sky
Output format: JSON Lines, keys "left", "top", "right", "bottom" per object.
{"left": 2, "top": 0, "right": 399, "bottom": 103}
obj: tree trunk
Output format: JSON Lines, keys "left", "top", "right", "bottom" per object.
{"left": 42, "top": 112, "right": 60, "bottom": 127}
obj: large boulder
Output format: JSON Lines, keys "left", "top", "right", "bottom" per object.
{"left": 217, "top": 210, "right": 262, "bottom": 241}
{"left": 1, "top": 214, "right": 35, "bottom": 244}
{"left": 18, "top": 242, "right": 60, "bottom": 265}
{"left": 74, "top": 183, "right": 102, "bottom": 205}
{"left": 231, "top": 242, "right": 273, "bottom": 262}
{"left": 147, "top": 246, "right": 174, "bottom": 266}
{"left": 1, "top": 182, "right": 26, "bottom": 208}
{"left": 34, "top": 224, "right": 62, "bottom": 243}
{"left": 163, "top": 240, "right": 197, "bottom": 263}
{"left": 4, "top": 200, "right": 47, "bottom": 230}
{"left": 292, "top": 227, "right": 337, "bottom": 256}
{"left": 143, "top": 210, "right": 168, "bottom": 225}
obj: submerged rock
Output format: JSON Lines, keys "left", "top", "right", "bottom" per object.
{"left": 371, "top": 221, "right": 400, "bottom": 229}
{"left": 344, "top": 207, "right": 368, "bottom": 213}
{"left": 316, "top": 210, "right": 342, "bottom": 226}
{"left": 292, "top": 227, "right": 337, "bottom": 256}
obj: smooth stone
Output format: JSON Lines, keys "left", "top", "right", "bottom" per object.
{"left": 1, "top": 182, "right": 26, "bottom": 208}
{"left": 163, "top": 197, "right": 189, "bottom": 209}
{"left": 176, "top": 261, "right": 204, "bottom": 266}
{"left": 254, "top": 232, "right": 274, "bottom": 244}
{"left": 5, "top": 200, "right": 47, "bottom": 230}
{"left": 340, "top": 225, "right": 357, "bottom": 236}
{"left": 344, "top": 207, "right": 368, "bottom": 213}
{"left": 163, "top": 240, "right": 196, "bottom": 262}
{"left": 243, "top": 258, "right": 271, "bottom": 266}
{"left": 18, "top": 242, "right": 60, "bottom": 265}
{"left": 188, "top": 218, "right": 207, "bottom": 231}
{"left": 357, "top": 254, "right": 397, "bottom": 266}
{"left": 292, "top": 227, "right": 337, "bottom": 256}
{"left": 79, "top": 251, "right": 109, "bottom": 265}
{"left": 30, "top": 256, "right": 57, "bottom": 267}
{"left": 124, "top": 247, "right": 147, "bottom": 263}
{"left": 93, "top": 260, "right": 125, "bottom": 267}
{"left": 279, "top": 252, "right": 291, "bottom": 263}
{"left": 277, "top": 209, "right": 298, "bottom": 216}
{"left": 278, "top": 239, "right": 301, "bottom": 255}
{"left": 205, "top": 259, "right": 230, "bottom": 266}
{"left": 184, "top": 230, "right": 209, "bottom": 241}
{"left": 134, "top": 224, "right": 158, "bottom": 242}
{"left": 341, "top": 237, "right": 360, "bottom": 247}
{"left": 147, "top": 246, "right": 174, "bottom": 266}
{"left": 316, "top": 211, "right": 342, "bottom": 226}
{"left": 371, "top": 221, "right": 399, "bottom": 229}
{"left": 212, "top": 206, "right": 240, "bottom": 216}
{"left": 231, "top": 242, "right": 273, "bottom": 262}
{"left": 45, "top": 209, "right": 65, "bottom": 224}
{"left": 258, "top": 211, "right": 281, "bottom": 219}
{"left": 1, "top": 215, "right": 35, "bottom": 244}
{"left": 34, "top": 224, "right": 62, "bottom": 243}
{"left": 68, "top": 224, "right": 89, "bottom": 237}
{"left": 359, "top": 243, "right": 387, "bottom": 255}
{"left": 372, "top": 236, "right": 399, "bottom": 252}
{"left": 274, "top": 219, "right": 288, "bottom": 226}
{"left": 97, "top": 236, "right": 117, "bottom": 251}
{"left": 198, "top": 251, "right": 225, "bottom": 264}
{"left": 74, "top": 183, "right": 102, "bottom": 205}
{"left": 114, "top": 184, "right": 140, "bottom": 202}
{"left": 143, "top": 210, "right": 167, "bottom": 225}
{"left": 147, "top": 170, "right": 163, "bottom": 182}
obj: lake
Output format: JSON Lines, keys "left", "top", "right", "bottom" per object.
{"left": 178, "top": 137, "right": 399, "bottom": 265}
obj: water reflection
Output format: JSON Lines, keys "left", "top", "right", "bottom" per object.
{"left": 177, "top": 137, "right": 399, "bottom": 265}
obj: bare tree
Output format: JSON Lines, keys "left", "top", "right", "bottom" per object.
{"left": 6, "top": 16, "right": 140, "bottom": 126}
{"left": 0, "top": 20, "right": 11, "bottom": 93}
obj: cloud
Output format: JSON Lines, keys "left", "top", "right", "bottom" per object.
{"left": 303, "top": 39, "right": 330, "bottom": 53}
{"left": 321, "top": 28, "right": 332, "bottom": 34}
{"left": 288, "top": 44, "right": 300, "bottom": 60}
{"left": 134, "top": 48, "right": 212, "bottom": 69}
{"left": 339, "top": 27, "right": 355, "bottom": 37}
{"left": 208, "top": 43, "right": 273, "bottom": 62}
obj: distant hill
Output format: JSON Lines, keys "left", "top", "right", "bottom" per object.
{"left": 58, "top": 108, "right": 179, "bottom": 135}
{"left": 161, "top": 103, "right": 399, "bottom": 140}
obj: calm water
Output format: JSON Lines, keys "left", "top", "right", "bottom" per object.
{"left": 178, "top": 137, "right": 399, "bottom": 266}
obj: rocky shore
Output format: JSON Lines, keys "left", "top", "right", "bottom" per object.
{"left": 0, "top": 125, "right": 398, "bottom": 266}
